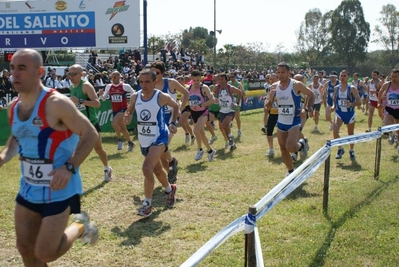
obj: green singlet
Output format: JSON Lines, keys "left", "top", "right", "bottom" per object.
{"left": 70, "top": 80, "right": 99, "bottom": 125}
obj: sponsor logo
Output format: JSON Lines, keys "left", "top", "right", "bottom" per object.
{"left": 55, "top": 0, "right": 67, "bottom": 11}
{"left": 32, "top": 116, "right": 44, "bottom": 126}
{"left": 109, "top": 23, "right": 127, "bottom": 44}
{"left": 106, "top": 1, "right": 130, "bottom": 21}
{"left": 140, "top": 109, "right": 151, "bottom": 121}
{"left": 79, "top": 0, "right": 86, "bottom": 10}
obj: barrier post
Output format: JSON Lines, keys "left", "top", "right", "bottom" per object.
{"left": 374, "top": 127, "right": 382, "bottom": 180}
{"left": 244, "top": 206, "right": 257, "bottom": 267}
{"left": 323, "top": 141, "right": 331, "bottom": 212}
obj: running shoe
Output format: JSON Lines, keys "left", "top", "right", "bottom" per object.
{"left": 349, "top": 150, "right": 356, "bottom": 161}
{"left": 104, "top": 167, "right": 112, "bottom": 182}
{"left": 299, "top": 139, "right": 308, "bottom": 160}
{"left": 195, "top": 149, "right": 204, "bottom": 161}
{"left": 335, "top": 147, "right": 345, "bottom": 159}
{"left": 292, "top": 152, "right": 298, "bottom": 162}
{"left": 185, "top": 133, "right": 190, "bottom": 144}
{"left": 265, "top": 148, "right": 274, "bottom": 157}
{"left": 168, "top": 158, "right": 178, "bottom": 184}
{"left": 73, "top": 211, "right": 99, "bottom": 245}
{"left": 137, "top": 201, "right": 152, "bottom": 217}
{"left": 127, "top": 141, "right": 135, "bottom": 152}
{"left": 228, "top": 136, "right": 234, "bottom": 146}
{"left": 166, "top": 184, "right": 177, "bottom": 208}
{"left": 230, "top": 143, "right": 237, "bottom": 152}
{"left": 190, "top": 135, "right": 196, "bottom": 145}
{"left": 207, "top": 149, "right": 216, "bottom": 162}
{"left": 388, "top": 134, "right": 394, "bottom": 145}
{"left": 225, "top": 141, "right": 229, "bottom": 149}
{"left": 237, "top": 130, "right": 242, "bottom": 136}
{"left": 117, "top": 139, "right": 123, "bottom": 150}
{"left": 209, "top": 135, "right": 218, "bottom": 145}
{"left": 313, "top": 126, "right": 319, "bottom": 132}
{"left": 329, "top": 124, "right": 333, "bottom": 131}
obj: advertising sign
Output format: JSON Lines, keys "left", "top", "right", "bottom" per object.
{"left": 0, "top": 0, "right": 140, "bottom": 49}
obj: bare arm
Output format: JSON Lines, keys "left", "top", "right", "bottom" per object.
{"left": 170, "top": 79, "right": 189, "bottom": 112}
{"left": 48, "top": 94, "right": 98, "bottom": 168}
{"left": 70, "top": 82, "right": 101, "bottom": 108}
{"left": 350, "top": 86, "right": 361, "bottom": 108}
{"left": 230, "top": 85, "right": 243, "bottom": 101}
{"left": 201, "top": 85, "right": 216, "bottom": 107}
{"left": 237, "top": 82, "right": 246, "bottom": 97}
{"left": 266, "top": 85, "right": 276, "bottom": 110}
{"left": 47, "top": 93, "right": 98, "bottom": 190}
{"left": 0, "top": 99, "right": 19, "bottom": 166}
{"left": 124, "top": 93, "right": 138, "bottom": 124}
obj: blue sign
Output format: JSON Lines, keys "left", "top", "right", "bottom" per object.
{"left": 0, "top": 12, "right": 96, "bottom": 48}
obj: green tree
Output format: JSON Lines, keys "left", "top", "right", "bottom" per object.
{"left": 181, "top": 26, "right": 214, "bottom": 54}
{"left": 373, "top": 4, "right": 399, "bottom": 69}
{"left": 296, "top": 8, "right": 331, "bottom": 67}
{"left": 329, "top": 0, "right": 370, "bottom": 71}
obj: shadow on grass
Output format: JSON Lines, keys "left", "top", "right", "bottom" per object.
{"left": 336, "top": 160, "right": 363, "bottom": 171}
{"left": 266, "top": 156, "right": 283, "bottom": 165}
{"left": 390, "top": 155, "right": 398, "bottom": 163}
{"left": 185, "top": 161, "right": 208, "bottom": 173}
{"left": 82, "top": 180, "right": 108, "bottom": 197}
{"left": 100, "top": 134, "right": 138, "bottom": 145}
{"left": 214, "top": 148, "right": 235, "bottom": 160}
{"left": 173, "top": 144, "right": 192, "bottom": 152}
{"left": 309, "top": 175, "right": 399, "bottom": 267}
{"left": 111, "top": 186, "right": 175, "bottom": 247}
{"left": 286, "top": 182, "right": 320, "bottom": 200}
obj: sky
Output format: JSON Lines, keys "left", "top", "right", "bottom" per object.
{"left": 144, "top": 0, "right": 396, "bottom": 53}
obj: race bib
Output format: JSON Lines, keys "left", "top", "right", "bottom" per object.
{"left": 189, "top": 100, "right": 201, "bottom": 107}
{"left": 338, "top": 99, "right": 348, "bottom": 107}
{"left": 278, "top": 105, "right": 294, "bottom": 115}
{"left": 138, "top": 122, "right": 156, "bottom": 137}
{"left": 76, "top": 103, "right": 86, "bottom": 111}
{"left": 21, "top": 157, "right": 53, "bottom": 186}
{"left": 388, "top": 99, "right": 399, "bottom": 106}
{"left": 111, "top": 94, "right": 123, "bottom": 102}
{"left": 220, "top": 100, "right": 229, "bottom": 108}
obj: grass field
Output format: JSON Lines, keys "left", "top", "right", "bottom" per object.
{"left": 1, "top": 107, "right": 399, "bottom": 267}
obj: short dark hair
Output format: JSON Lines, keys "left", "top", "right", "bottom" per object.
{"left": 372, "top": 70, "right": 379, "bottom": 75}
{"left": 191, "top": 70, "right": 202, "bottom": 77}
{"left": 150, "top": 61, "right": 165, "bottom": 74}
{"left": 139, "top": 68, "right": 156, "bottom": 81}
{"left": 277, "top": 62, "right": 290, "bottom": 71}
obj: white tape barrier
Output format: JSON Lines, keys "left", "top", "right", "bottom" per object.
{"left": 381, "top": 124, "right": 399, "bottom": 133}
{"left": 254, "top": 145, "right": 328, "bottom": 212}
{"left": 180, "top": 216, "right": 246, "bottom": 267}
{"left": 254, "top": 226, "right": 265, "bottom": 267}
{"left": 181, "top": 124, "right": 399, "bottom": 266}
{"left": 256, "top": 146, "right": 330, "bottom": 220}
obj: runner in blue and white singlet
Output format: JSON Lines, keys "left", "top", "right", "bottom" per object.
{"left": 11, "top": 88, "right": 81, "bottom": 203}
{"left": 275, "top": 79, "right": 302, "bottom": 132}
{"left": 134, "top": 89, "right": 168, "bottom": 151}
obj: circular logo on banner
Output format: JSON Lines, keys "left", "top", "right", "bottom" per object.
{"left": 111, "top": 23, "right": 125, "bottom": 37}
{"left": 55, "top": 0, "right": 67, "bottom": 11}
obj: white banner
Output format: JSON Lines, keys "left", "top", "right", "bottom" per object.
{"left": 0, "top": 0, "right": 140, "bottom": 49}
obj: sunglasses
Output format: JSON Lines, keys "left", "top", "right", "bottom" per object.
{"left": 68, "top": 72, "right": 80, "bottom": 77}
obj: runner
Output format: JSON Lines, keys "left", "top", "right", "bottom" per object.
{"left": 69, "top": 64, "right": 112, "bottom": 182}
{"left": 266, "top": 62, "right": 314, "bottom": 176}
{"left": 228, "top": 72, "right": 246, "bottom": 136}
{"left": 309, "top": 74, "right": 323, "bottom": 132}
{"left": 331, "top": 70, "right": 361, "bottom": 160}
{"left": 150, "top": 61, "right": 189, "bottom": 183}
{"left": 188, "top": 70, "right": 217, "bottom": 161}
{"left": 176, "top": 75, "right": 195, "bottom": 145}
{"left": 124, "top": 68, "right": 179, "bottom": 217}
{"left": 378, "top": 69, "right": 399, "bottom": 151}
{"left": 98, "top": 70, "right": 136, "bottom": 152}
{"left": 213, "top": 73, "right": 242, "bottom": 151}
{"left": 322, "top": 71, "right": 340, "bottom": 131}
{"left": 365, "top": 70, "right": 384, "bottom": 132}
{"left": 1, "top": 49, "right": 99, "bottom": 266}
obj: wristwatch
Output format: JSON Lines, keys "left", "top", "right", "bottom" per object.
{"left": 64, "top": 162, "right": 76, "bottom": 174}
{"left": 79, "top": 98, "right": 84, "bottom": 104}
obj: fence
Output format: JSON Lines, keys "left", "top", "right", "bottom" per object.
{"left": 180, "top": 124, "right": 399, "bottom": 267}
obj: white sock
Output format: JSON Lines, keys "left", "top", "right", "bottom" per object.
{"left": 165, "top": 184, "right": 172, "bottom": 193}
